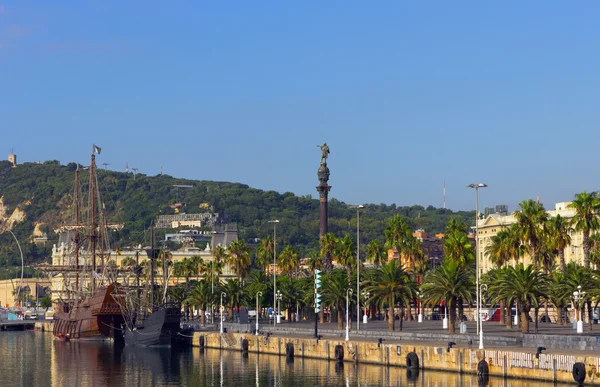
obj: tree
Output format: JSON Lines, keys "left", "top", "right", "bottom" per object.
{"left": 547, "top": 271, "right": 571, "bottom": 326}
{"left": 443, "top": 231, "right": 474, "bottom": 268}
{"left": 185, "top": 281, "right": 214, "bottom": 325}
{"left": 421, "top": 260, "right": 473, "bottom": 333}
{"left": 514, "top": 199, "right": 548, "bottom": 264}
{"left": 546, "top": 215, "right": 572, "bottom": 273}
{"left": 39, "top": 296, "right": 52, "bottom": 312}
{"left": 221, "top": 279, "right": 247, "bottom": 319}
{"left": 321, "top": 269, "right": 352, "bottom": 329}
{"left": 278, "top": 245, "right": 300, "bottom": 278}
{"left": 227, "top": 240, "right": 251, "bottom": 282}
{"left": 445, "top": 218, "right": 468, "bottom": 235}
{"left": 569, "top": 192, "right": 600, "bottom": 268}
{"left": 319, "top": 233, "right": 338, "bottom": 273}
{"left": 255, "top": 236, "right": 274, "bottom": 271}
{"left": 366, "top": 240, "right": 384, "bottom": 266}
{"left": 363, "top": 260, "right": 416, "bottom": 331}
{"left": 384, "top": 215, "right": 410, "bottom": 260}
{"left": 490, "top": 264, "right": 548, "bottom": 333}
{"left": 485, "top": 230, "right": 511, "bottom": 269}
{"left": 336, "top": 235, "right": 355, "bottom": 282}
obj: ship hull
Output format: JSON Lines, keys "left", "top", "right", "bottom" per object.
{"left": 53, "top": 283, "right": 125, "bottom": 341}
{"left": 124, "top": 304, "right": 188, "bottom": 347}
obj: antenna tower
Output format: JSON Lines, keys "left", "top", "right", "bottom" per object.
{"left": 132, "top": 168, "right": 139, "bottom": 180}
{"left": 443, "top": 180, "right": 446, "bottom": 209}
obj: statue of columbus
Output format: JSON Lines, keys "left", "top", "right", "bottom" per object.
{"left": 317, "top": 143, "right": 330, "bottom": 164}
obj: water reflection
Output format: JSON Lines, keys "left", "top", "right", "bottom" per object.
{"left": 0, "top": 333, "right": 577, "bottom": 386}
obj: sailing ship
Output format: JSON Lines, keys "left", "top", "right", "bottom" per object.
{"left": 42, "top": 146, "right": 126, "bottom": 341}
{"left": 119, "top": 238, "right": 191, "bottom": 346}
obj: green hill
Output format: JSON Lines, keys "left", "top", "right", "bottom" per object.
{"left": 0, "top": 159, "right": 474, "bottom": 269}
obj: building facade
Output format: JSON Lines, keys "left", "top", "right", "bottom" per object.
{"left": 476, "top": 202, "right": 584, "bottom": 273}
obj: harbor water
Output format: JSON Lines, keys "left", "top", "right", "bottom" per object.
{"left": 0, "top": 331, "right": 574, "bottom": 386}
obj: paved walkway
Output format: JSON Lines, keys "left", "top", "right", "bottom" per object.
{"left": 263, "top": 318, "right": 600, "bottom": 337}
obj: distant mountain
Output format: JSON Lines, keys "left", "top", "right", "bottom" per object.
{"left": 0, "top": 159, "right": 474, "bottom": 266}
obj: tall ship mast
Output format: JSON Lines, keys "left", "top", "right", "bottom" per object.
{"left": 41, "top": 145, "right": 126, "bottom": 341}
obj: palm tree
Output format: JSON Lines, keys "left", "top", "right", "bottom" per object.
{"left": 278, "top": 245, "right": 300, "bottom": 278}
{"left": 421, "top": 260, "right": 474, "bottom": 333}
{"left": 547, "top": 271, "right": 571, "bottom": 325}
{"left": 256, "top": 236, "right": 274, "bottom": 271}
{"left": 546, "top": 215, "right": 572, "bottom": 273}
{"left": 569, "top": 191, "right": 600, "bottom": 268}
{"left": 384, "top": 215, "right": 411, "bottom": 263}
{"left": 445, "top": 218, "right": 468, "bottom": 235}
{"left": 589, "top": 233, "right": 600, "bottom": 270}
{"left": 565, "top": 262, "right": 596, "bottom": 330}
{"left": 306, "top": 251, "right": 324, "bottom": 272}
{"left": 190, "top": 255, "right": 204, "bottom": 282}
{"left": 278, "top": 276, "right": 304, "bottom": 322}
{"left": 185, "top": 281, "right": 214, "bottom": 325}
{"left": 513, "top": 199, "right": 549, "bottom": 263}
{"left": 227, "top": 240, "right": 251, "bottom": 282}
{"left": 246, "top": 270, "right": 271, "bottom": 316}
{"left": 483, "top": 268, "right": 509, "bottom": 326}
{"left": 213, "top": 245, "right": 228, "bottom": 275}
{"left": 319, "top": 233, "right": 338, "bottom": 273}
{"left": 366, "top": 240, "right": 384, "bottom": 266}
{"left": 336, "top": 235, "right": 355, "bottom": 281}
{"left": 222, "top": 279, "right": 247, "bottom": 320}
{"left": 485, "top": 230, "right": 511, "bottom": 269}
{"left": 443, "top": 230, "right": 474, "bottom": 268}
{"left": 321, "top": 269, "right": 351, "bottom": 329}
{"left": 363, "top": 260, "right": 416, "bottom": 331}
{"left": 491, "top": 264, "right": 548, "bottom": 333}
{"left": 505, "top": 224, "right": 529, "bottom": 265}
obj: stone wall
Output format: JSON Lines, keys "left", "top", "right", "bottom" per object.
{"left": 194, "top": 332, "right": 600, "bottom": 385}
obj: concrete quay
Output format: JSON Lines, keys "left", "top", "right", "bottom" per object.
{"left": 192, "top": 320, "right": 600, "bottom": 385}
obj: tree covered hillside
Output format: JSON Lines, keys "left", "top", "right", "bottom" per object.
{"left": 0, "top": 159, "right": 474, "bottom": 266}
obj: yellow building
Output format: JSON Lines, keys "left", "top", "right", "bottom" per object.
{"left": 476, "top": 202, "right": 584, "bottom": 273}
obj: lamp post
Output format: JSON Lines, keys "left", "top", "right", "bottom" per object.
{"left": 220, "top": 291, "right": 226, "bottom": 334}
{"left": 417, "top": 291, "right": 423, "bottom": 323}
{"left": 276, "top": 290, "right": 282, "bottom": 324}
{"left": 361, "top": 290, "right": 370, "bottom": 324}
{"left": 0, "top": 226, "right": 24, "bottom": 304}
{"left": 211, "top": 230, "right": 218, "bottom": 325}
{"left": 346, "top": 288, "right": 353, "bottom": 341}
{"left": 479, "top": 283, "right": 488, "bottom": 349}
{"left": 268, "top": 220, "right": 280, "bottom": 326}
{"left": 255, "top": 291, "right": 263, "bottom": 335}
{"left": 350, "top": 204, "right": 364, "bottom": 331}
{"left": 468, "top": 183, "right": 487, "bottom": 335}
{"left": 573, "top": 285, "right": 586, "bottom": 334}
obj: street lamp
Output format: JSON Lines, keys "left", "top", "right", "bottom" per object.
{"left": 255, "top": 291, "right": 263, "bottom": 335}
{"left": 361, "top": 290, "right": 370, "bottom": 324}
{"left": 350, "top": 204, "right": 364, "bottom": 331}
{"left": 0, "top": 225, "right": 24, "bottom": 305}
{"left": 211, "top": 230, "right": 218, "bottom": 325}
{"left": 276, "top": 290, "right": 282, "bottom": 324}
{"left": 417, "top": 291, "right": 423, "bottom": 323}
{"left": 220, "top": 291, "right": 226, "bottom": 334}
{"left": 268, "top": 220, "right": 280, "bottom": 326}
{"left": 346, "top": 288, "right": 353, "bottom": 341}
{"left": 479, "top": 283, "right": 488, "bottom": 349}
{"left": 573, "top": 285, "right": 586, "bottom": 334}
{"left": 468, "top": 183, "right": 487, "bottom": 335}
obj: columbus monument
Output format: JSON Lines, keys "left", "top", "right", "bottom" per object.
{"left": 316, "top": 143, "right": 332, "bottom": 270}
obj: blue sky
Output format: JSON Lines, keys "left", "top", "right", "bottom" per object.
{"left": 1, "top": 2, "right": 599, "bottom": 212}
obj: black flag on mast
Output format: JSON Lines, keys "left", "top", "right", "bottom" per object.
{"left": 93, "top": 144, "right": 102, "bottom": 155}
